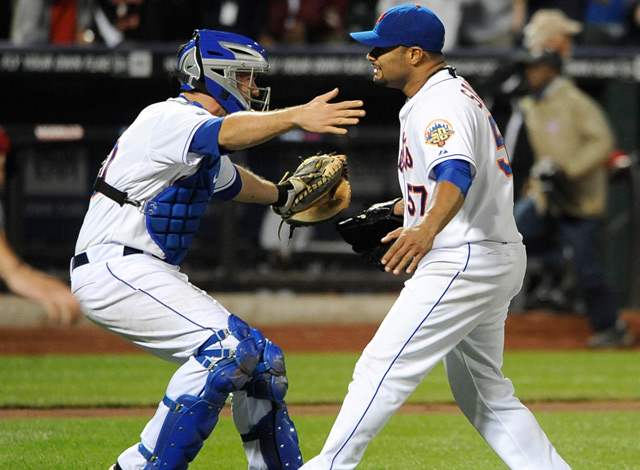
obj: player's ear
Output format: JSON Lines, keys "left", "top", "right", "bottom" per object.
{"left": 407, "top": 47, "right": 425, "bottom": 64}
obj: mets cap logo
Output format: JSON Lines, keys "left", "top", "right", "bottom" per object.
{"left": 425, "top": 119, "right": 455, "bottom": 147}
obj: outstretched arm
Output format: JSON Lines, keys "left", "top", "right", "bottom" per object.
{"left": 218, "top": 88, "right": 365, "bottom": 151}
{"left": 232, "top": 166, "right": 279, "bottom": 204}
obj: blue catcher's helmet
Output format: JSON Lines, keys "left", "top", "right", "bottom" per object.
{"left": 177, "top": 30, "right": 271, "bottom": 113}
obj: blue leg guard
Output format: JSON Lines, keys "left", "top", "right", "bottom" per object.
{"left": 140, "top": 392, "right": 225, "bottom": 470}
{"left": 240, "top": 328, "right": 303, "bottom": 470}
{"left": 141, "top": 321, "right": 260, "bottom": 470}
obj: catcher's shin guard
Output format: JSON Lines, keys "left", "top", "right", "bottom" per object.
{"left": 241, "top": 328, "right": 303, "bottom": 469}
{"left": 140, "top": 334, "right": 260, "bottom": 470}
{"left": 241, "top": 403, "right": 302, "bottom": 470}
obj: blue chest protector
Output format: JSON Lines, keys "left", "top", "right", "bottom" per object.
{"left": 144, "top": 155, "right": 234, "bottom": 265}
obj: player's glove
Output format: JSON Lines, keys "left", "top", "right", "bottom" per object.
{"left": 335, "top": 197, "right": 403, "bottom": 271}
{"left": 272, "top": 153, "right": 351, "bottom": 230}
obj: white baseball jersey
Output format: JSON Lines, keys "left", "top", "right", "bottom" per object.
{"left": 75, "top": 96, "right": 239, "bottom": 259}
{"left": 301, "top": 69, "right": 571, "bottom": 470}
{"left": 398, "top": 67, "right": 522, "bottom": 251}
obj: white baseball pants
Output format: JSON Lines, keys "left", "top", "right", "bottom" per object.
{"left": 300, "top": 241, "right": 571, "bottom": 470}
{"left": 70, "top": 244, "right": 272, "bottom": 470}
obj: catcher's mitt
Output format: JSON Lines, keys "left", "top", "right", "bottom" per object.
{"left": 336, "top": 197, "right": 403, "bottom": 270}
{"left": 272, "top": 153, "right": 351, "bottom": 230}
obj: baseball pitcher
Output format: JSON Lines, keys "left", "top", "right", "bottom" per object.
{"left": 303, "top": 5, "right": 572, "bottom": 470}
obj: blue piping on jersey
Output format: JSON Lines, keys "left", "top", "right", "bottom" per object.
{"left": 329, "top": 243, "right": 471, "bottom": 469}
{"left": 106, "top": 262, "right": 215, "bottom": 334}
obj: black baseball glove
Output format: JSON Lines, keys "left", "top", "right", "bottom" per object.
{"left": 335, "top": 197, "right": 403, "bottom": 270}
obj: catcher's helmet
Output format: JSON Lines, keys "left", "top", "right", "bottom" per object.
{"left": 176, "top": 30, "right": 271, "bottom": 113}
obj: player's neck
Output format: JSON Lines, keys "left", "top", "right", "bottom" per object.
{"left": 181, "top": 91, "right": 228, "bottom": 117}
{"left": 404, "top": 60, "right": 448, "bottom": 98}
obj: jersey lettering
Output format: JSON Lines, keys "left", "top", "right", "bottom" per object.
{"left": 406, "top": 183, "right": 427, "bottom": 217}
{"left": 92, "top": 141, "right": 120, "bottom": 198}
{"left": 497, "top": 158, "right": 513, "bottom": 177}
{"left": 486, "top": 115, "right": 512, "bottom": 177}
{"left": 98, "top": 141, "right": 119, "bottom": 177}
{"left": 488, "top": 114, "right": 505, "bottom": 150}
{"left": 460, "top": 80, "right": 484, "bottom": 109}
{"left": 398, "top": 132, "right": 414, "bottom": 173}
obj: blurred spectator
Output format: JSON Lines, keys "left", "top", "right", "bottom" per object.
{"left": 458, "top": 0, "right": 519, "bottom": 48}
{"left": 0, "top": 2, "right": 12, "bottom": 40}
{"left": 621, "top": 0, "right": 640, "bottom": 45}
{"left": 523, "top": 8, "right": 583, "bottom": 57}
{"left": 478, "top": 8, "right": 584, "bottom": 202}
{"left": 511, "top": 0, "right": 587, "bottom": 46}
{"left": 11, "top": 0, "right": 60, "bottom": 44}
{"left": 135, "top": 0, "right": 270, "bottom": 45}
{"left": 10, "top": 0, "right": 146, "bottom": 46}
{"left": 582, "top": 0, "right": 628, "bottom": 46}
{"left": 521, "top": 0, "right": 587, "bottom": 22}
{"left": 475, "top": 61, "right": 533, "bottom": 201}
{"left": 0, "top": 125, "right": 81, "bottom": 327}
{"left": 265, "top": 0, "right": 347, "bottom": 45}
{"left": 376, "top": 0, "right": 474, "bottom": 50}
{"left": 345, "top": 0, "right": 378, "bottom": 37}
{"left": 514, "top": 50, "right": 633, "bottom": 348}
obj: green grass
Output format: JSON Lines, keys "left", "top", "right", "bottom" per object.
{"left": 0, "top": 351, "right": 639, "bottom": 469}
{"left": 1, "top": 351, "right": 639, "bottom": 407}
{"left": 1, "top": 413, "right": 639, "bottom": 469}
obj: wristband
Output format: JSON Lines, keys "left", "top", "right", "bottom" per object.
{"left": 275, "top": 182, "right": 292, "bottom": 207}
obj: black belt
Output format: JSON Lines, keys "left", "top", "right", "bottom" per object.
{"left": 72, "top": 246, "right": 144, "bottom": 271}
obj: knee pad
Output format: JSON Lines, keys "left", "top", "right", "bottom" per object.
{"left": 197, "top": 315, "right": 261, "bottom": 380}
{"left": 246, "top": 329, "right": 288, "bottom": 403}
{"left": 206, "top": 337, "right": 260, "bottom": 396}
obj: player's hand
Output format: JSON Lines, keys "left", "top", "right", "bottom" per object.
{"left": 297, "top": 88, "right": 365, "bottom": 134}
{"left": 40, "top": 284, "right": 83, "bottom": 328}
{"left": 7, "top": 265, "right": 82, "bottom": 327}
{"left": 381, "top": 225, "right": 435, "bottom": 275}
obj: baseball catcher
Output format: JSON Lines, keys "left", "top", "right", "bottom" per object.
{"left": 70, "top": 27, "right": 364, "bottom": 470}
{"left": 272, "top": 153, "right": 351, "bottom": 235}
{"left": 335, "top": 197, "right": 403, "bottom": 270}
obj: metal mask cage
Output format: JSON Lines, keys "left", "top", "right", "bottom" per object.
{"left": 222, "top": 67, "right": 271, "bottom": 112}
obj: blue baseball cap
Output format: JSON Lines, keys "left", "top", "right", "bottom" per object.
{"left": 350, "top": 4, "right": 445, "bottom": 52}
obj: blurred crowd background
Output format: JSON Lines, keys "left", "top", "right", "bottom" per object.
{"left": 2, "top": 0, "right": 640, "bottom": 49}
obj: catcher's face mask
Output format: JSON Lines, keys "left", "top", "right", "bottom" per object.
{"left": 177, "top": 29, "right": 271, "bottom": 113}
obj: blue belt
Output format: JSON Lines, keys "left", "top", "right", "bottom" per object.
{"left": 71, "top": 246, "right": 144, "bottom": 271}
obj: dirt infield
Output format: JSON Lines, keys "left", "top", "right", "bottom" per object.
{"left": 3, "top": 400, "right": 640, "bottom": 420}
{"left": 1, "top": 310, "right": 638, "bottom": 355}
